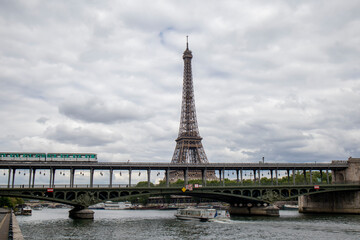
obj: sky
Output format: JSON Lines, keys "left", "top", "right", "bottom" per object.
{"left": 1, "top": 0, "right": 360, "bottom": 169}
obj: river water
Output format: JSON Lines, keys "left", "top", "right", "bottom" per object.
{"left": 17, "top": 208, "right": 360, "bottom": 240}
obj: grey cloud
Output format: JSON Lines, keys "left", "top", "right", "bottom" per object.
{"left": 45, "top": 124, "right": 116, "bottom": 147}
{"left": 59, "top": 98, "right": 151, "bottom": 124}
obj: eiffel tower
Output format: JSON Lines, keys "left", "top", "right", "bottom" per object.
{"left": 170, "top": 38, "right": 216, "bottom": 182}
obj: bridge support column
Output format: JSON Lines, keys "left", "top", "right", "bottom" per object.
{"left": 49, "top": 168, "right": 53, "bottom": 188}
{"left": 293, "top": 169, "right": 296, "bottom": 185}
{"left": 90, "top": 168, "right": 94, "bottom": 188}
{"left": 253, "top": 170, "right": 256, "bottom": 183}
{"left": 240, "top": 169, "right": 243, "bottom": 185}
{"left": 147, "top": 169, "right": 150, "bottom": 187}
{"left": 258, "top": 169, "right": 261, "bottom": 184}
{"left": 32, "top": 169, "right": 36, "bottom": 188}
{"left": 303, "top": 170, "right": 307, "bottom": 184}
{"left": 320, "top": 170, "right": 323, "bottom": 183}
{"left": 236, "top": 170, "right": 239, "bottom": 185}
{"left": 129, "top": 169, "right": 132, "bottom": 187}
{"left": 202, "top": 169, "right": 207, "bottom": 187}
{"left": 28, "top": 168, "right": 32, "bottom": 188}
{"left": 230, "top": 204, "right": 279, "bottom": 217}
{"left": 287, "top": 170, "right": 290, "bottom": 184}
{"left": 51, "top": 168, "right": 55, "bottom": 187}
{"left": 270, "top": 170, "right": 273, "bottom": 185}
{"left": 166, "top": 169, "right": 169, "bottom": 187}
{"left": 223, "top": 168, "right": 225, "bottom": 186}
{"left": 11, "top": 169, "right": 16, "bottom": 188}
{"left": 69, "top": 207, "right": 94, "bottom": 219}
{"left": 219, "top": 169, "right": 222, "bottom": 184}
{"left": 299, "top": 191, "right": 360, "bottom": 214}
{"left": 70, "top": 169, "right": 75, "bottom": 187}
{"left": 309, "top": 170, "right": 312, "bottom": 184}
{"left": 7, "top": 168, "right": 11, "bottom": 188}
{"left": 275, "top": 169, "right": 278, "bottom": 185}
{"left": 326, "top": 169, "right": 329, "bottom": 184}
{"left": 110, "top": 169, "right": 113, "bottom": 188}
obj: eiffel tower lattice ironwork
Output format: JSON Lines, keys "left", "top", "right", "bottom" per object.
{"left": 171, "top": 38, "right": 209, "bottom": 165}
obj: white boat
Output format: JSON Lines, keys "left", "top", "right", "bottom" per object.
{"left": 175, "top": 208, "right": 230, "bottom": 221}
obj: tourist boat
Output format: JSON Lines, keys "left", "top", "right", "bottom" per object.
{"left": 16, "top": 206, "right": 32, "bottom": 216}
{"left": 175, "top": 208, "right": 230, "bottom": 221}
{"left": 283, "top": 204, "right": 299, "bottom": 210}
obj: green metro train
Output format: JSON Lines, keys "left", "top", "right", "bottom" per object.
{"left": 0, "top": 152, "right": 97, "bottom": 162}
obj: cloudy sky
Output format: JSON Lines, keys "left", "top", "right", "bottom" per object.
{"left": 1, "top": 0, "right": 360, "bottom": 166}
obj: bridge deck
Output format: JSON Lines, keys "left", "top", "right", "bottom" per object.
{"left": 0, "top": 161, "right": 348, "bottom": 170}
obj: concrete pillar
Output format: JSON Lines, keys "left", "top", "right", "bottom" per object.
{"left": 70, "top": 169, "right": 75, "bottom": 187}
{"left": 271, "top": 170, "right": 273, "bottom": 185}
{"left": 52, "top": 168, "right": 55, "bottom": 187}
{"left": 240, "top": 169, "right": 243, "bottom": 185}
{"left": 223, "top": 168, "right": 225, "bottom": 186}
{"left": 253, "top": 170, "right": 256, "bottom": 183}
{"left": 49, "top": 168, "right": 53, "bottom": 187}
{"left": 303, "top": 170, "right": 307, "bottom": 184}
{"left": 326, "top": 169, "right": 329, "bottom": 184}
{"left": 287, "top": 170, "right": 290, "bottom": 184}
{"left": 236, "top": 170, "right": 239, "bottom": 185}
{"left": 90, "top": 168, "right": 94, "bottom": 188}
{"left": 202, "top": 169, "right": 207, "bottom": 187}
{"left": 110, "top": 169, "right": 113, "bottom": 188}
{"left": 219, "top": 169, "right": 222, "bottom": 183}
{"left": 32, "top": 169, "right": 36, "bottom": 188}
{"left": 275, "top": 169, "right": 278, "bottom": 185}
{"left": 147, "top": 169, "right": 150, "bottom": 187}
{"left": 310, "top": 170, "right": 313, "bottom": 184}
{"left": 69, "top": 207, "right": 94, "bottom": 219}
{"left": 166, "top": 169, "right": 169, "bottom": 187}
{"left": 7, "top": 168, "right": 11, "bottom": 188}
{"left": 12, "top": 168, "right": 16, "bottom": 188}
{"left": 320, "top": 170, "right": 323, "bottom": 184}
{"left": 293, "top": 169, "right": 296, "bottom": 185}
{"left": 129, "top": 169, "right": 132, "bottom": 187}
{"left": 258, "top": 169, "right": 261, "bottom": 184}
{"left": 28, "top": 168, "right": 32, "bottom": 188}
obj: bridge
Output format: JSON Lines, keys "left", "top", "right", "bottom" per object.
{"left": 1, "top": 159, "right": 360, "bottom": 218}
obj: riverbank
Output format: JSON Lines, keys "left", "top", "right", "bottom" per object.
{"left": 0, "top": 208, "right": 24, "bottom": 240}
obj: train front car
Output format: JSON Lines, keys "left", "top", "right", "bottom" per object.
{"left": 46, "top": 153, "right": 97, "bottom": 162}
{"left": 0, "top": 152, "right": 47, "bottom": 161}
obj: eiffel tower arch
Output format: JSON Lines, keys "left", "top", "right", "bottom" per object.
{"left": 169, "top": 38, "right": 217, "bottom": 182}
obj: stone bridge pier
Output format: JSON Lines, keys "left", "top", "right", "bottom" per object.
{"left": 299, "top": 157, "right": 360, "bottom": 214}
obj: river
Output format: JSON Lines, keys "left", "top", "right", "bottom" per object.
{"left": 17, "top": 208, "right": 360, "bottom": 240}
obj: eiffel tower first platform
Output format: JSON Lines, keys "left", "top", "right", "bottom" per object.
{"left": 169, "top": 38, "right": 217, "bottom": 183}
